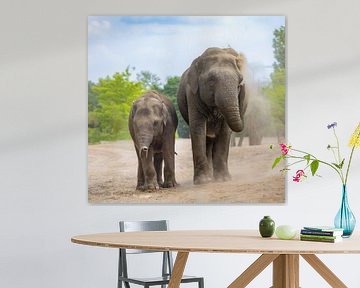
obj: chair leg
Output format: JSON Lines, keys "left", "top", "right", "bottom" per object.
{"left": 199, "top": 278, "right": 204, "bottom": 288}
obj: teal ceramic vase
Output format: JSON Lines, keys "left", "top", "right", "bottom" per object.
{"left": 259, "top": 216, "right": 275, "bottom": 238}
{"left": 334, "top": 185, "right": 356, "bottom": 237}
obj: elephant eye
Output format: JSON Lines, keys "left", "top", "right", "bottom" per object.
{"left": 208, "top": 74, "right": 216, "bottom": 87}
{"left": 154, "top": 120, "right": 160, "bottom": 128}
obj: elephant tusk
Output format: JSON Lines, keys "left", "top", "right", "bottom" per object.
{"left": 140, "top": 146, "right": 149, "bottom": 158}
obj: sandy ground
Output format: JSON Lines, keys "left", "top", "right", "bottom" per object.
{"left": 88, "top": 137, "right": 285, "bottom": 204}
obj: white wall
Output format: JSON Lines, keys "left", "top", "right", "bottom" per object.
{"left": 1, "top": 0, "right": 360, "bottom": 287}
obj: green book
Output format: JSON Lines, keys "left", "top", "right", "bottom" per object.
{"left": 300, "top": 235, "right": 342, "bottom": 243}
{"left": 300, "top": 234, "right": 341, "bottom": 240}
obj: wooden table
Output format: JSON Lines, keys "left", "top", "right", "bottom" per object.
{"left": 71, "top": 230, "right": 360, "bottom": 288}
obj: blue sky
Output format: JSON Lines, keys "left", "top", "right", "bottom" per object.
{"left": 88, "top": 16, "right": 285, "bottom": 84}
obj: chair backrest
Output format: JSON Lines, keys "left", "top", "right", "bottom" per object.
{"left": 120, "top": 220, "right": 168, "bottom": 232}
{"left": 118, "top": 220, "right": 174, "bottom": 283}
{"left": 119, "top": 220, "right": 169, "bottom": 254}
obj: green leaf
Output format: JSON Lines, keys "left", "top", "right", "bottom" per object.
{"left": 339, "top": 159, "right": 345, "bottom": 169}
{"left": 310, "top": 160, "right": 319, "bottom": 176}
{"left": 332, "top": 163, "right": 341, "bottom": 169}
{"left": 272, "top": 156, "right": 282, "bottom": 169}
{"left": 304, "top": 154, "right": 311, "bottom": 164}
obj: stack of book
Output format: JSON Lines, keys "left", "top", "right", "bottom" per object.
{"left": 300, "top": 226, "right": 344, "bottom": 243}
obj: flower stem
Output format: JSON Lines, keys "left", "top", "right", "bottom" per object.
{"left": 286, "top": 159, "right": 306, "bottom": 167}
{"left": 290, "top": 148, "right": 317, "bottom": 159}
{"left": 333, "top": 128, "right": 345, "bottom": 181}
{"left": 330, "top": 148, "right": 338, "bottom": 165}
{"left": 345, "top": 145, "right": 356, "bottom": 185}
{"left": 345, "top": 130, "right": 360, "bottom": 185}
{"left": 287, "top": 155, "right": 344, "bottom": 182}
{"left": 333, "top": 128, "right": 342, "bottom": 163}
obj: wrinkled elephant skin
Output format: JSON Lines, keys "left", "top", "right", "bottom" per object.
{"left": 177, "top": 47, "right": 248, "bottom": 184}
{"left": 129, "top": 91, "right": 178, "bottom": 190}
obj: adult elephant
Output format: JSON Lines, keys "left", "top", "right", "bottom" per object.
{"left": 177, "top": 47, "right": 248, "bottom": 184}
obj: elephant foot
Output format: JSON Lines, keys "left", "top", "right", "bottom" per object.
{"left": 145, "top": 181, "right": 160, "bottom": 191}
{"left": 136, "top": 183, "right": 145, "bottom": 190}
{"left": 162, "top": 179, "right": 177, "bottom": 188}
{"left": 194, "top": 174, "right": 212, "bottom": 185}
{"left": 137, "top": 181, "right": 159, "bottom": 191}
{"left": 214, "top": 171, "right": 232, "bottom": 182}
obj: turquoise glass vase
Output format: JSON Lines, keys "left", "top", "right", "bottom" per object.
{"left": 334, "top": 185, "right": 356, "bottom": 237}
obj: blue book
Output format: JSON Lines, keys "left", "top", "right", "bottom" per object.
{"left": 302, "top": 226, "right": 343, "bottom": 237}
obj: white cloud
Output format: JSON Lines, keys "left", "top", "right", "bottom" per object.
{"left": 88, "top": 20, "right": 111, "bottom": 35}
{"left": 88, "top": 16, "right": 285, "bottom": 83}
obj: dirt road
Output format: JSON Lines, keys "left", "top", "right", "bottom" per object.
{"left": 88, "top": 138, "right": 285, "bottom": 204}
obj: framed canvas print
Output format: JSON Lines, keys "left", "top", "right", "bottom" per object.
{"left": 88, "top": 16, "right": 286, "bottom": 204}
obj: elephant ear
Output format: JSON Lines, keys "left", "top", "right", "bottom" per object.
{"left": 235, "top": 53, "right": 247, "bottom": 73}
{"left": 161, "top": 102, "right": 169, "bottom": 127}
{"left": 235, "top": 53, "right": 248, "bottom": 118}
{"left": 238, "top": 83, "right": 248, "bottom": 119}
{"left": 187, "top": 57, "right": 200, "bottom": 95}
{"left": 130, "top": 101, "right": 137, "bottom": 119}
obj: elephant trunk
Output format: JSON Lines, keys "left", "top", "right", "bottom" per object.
{"left": 216, "top": 94, "right": 244, "bottom": 133}
{"left": 137, "top": 133, "right": 153, "bottom": 158}
{"left": 221, "top": 106, "right": 243, "bottom": 132}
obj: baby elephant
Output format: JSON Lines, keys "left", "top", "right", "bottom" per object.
{"left": 129, "top": 91, "right": 178, "bottom": 190}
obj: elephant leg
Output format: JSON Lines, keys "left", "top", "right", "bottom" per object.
{"left": 238, "top": 135, "right": 244, "bottom": 146}
{"left": 154, "top": 152, "right": 164, "bottom": 187}
{"left": 206, "top": 137, "right": 214, "bottom": 178}
{"left": 189, "top": 119, "right": 211, "bottom": 184}
{"left": 140, "top": 148, "right": 158, "bottom": 190}
{"left": 162, "top": 133, "right": 177, "bottom": 188}
{"left": 230, "top": 133, "right": 236, "bottom": 147}
{"left": 135, "top": 147, "right": 145, "bottom": 190}
{"left": 186, "top": 88, "right": 211, "bottom": 185}
{"left": 212, "top": 123, "right": 232, "bottom": 182}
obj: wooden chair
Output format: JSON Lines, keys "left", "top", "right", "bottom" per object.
{"left": 118, "top": 220, "right": 204, "bottom": 288}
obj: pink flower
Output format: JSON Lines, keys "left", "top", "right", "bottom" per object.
{"left": 279, "top": 143, "right": 289, "bottom": 155}
{"left": 293, "top": 170, "right": 306, "bottom": 182}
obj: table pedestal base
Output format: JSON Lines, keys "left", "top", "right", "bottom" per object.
{"left": 272, "top": 254, "right": 299, "bottom": 287}
{"left": 168, "top": 252, "right": 348, "bottom": 288}
{"left": 168, "top": 252, "right": 189, "bottom": 288}
{"left": 226, "top": 254, "right": 347, "bottom": 288}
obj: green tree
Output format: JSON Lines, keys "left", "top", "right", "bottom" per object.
{"left": 88, "top": 69, "right": 144, "bottom": 143}
{"left": 136, "top": 70, "right": 162, "bottom": 91}
{"left": 88, "top": 81, "right": 98, "bottom": 112}
{"left": 263, "top": 25, "right": 286, "bottom": 140}
{"left": 273, "top": 26, "right": 285, "bottom": 71}
{"left": 88, "top": 81, "right": 100, "bottom": 130}
{"left": 162, "top": 76, "right": 190, "bottom": 138}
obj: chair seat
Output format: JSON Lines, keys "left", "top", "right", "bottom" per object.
{"left": 119, "top": 275, "right": 203, "bottom": 286}
{"left": 118, "top": 221, "right": 204, "bottom": 288}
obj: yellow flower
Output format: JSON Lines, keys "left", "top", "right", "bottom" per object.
{"left": 349, "top": 122, "right": 360, "bottom": 148}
